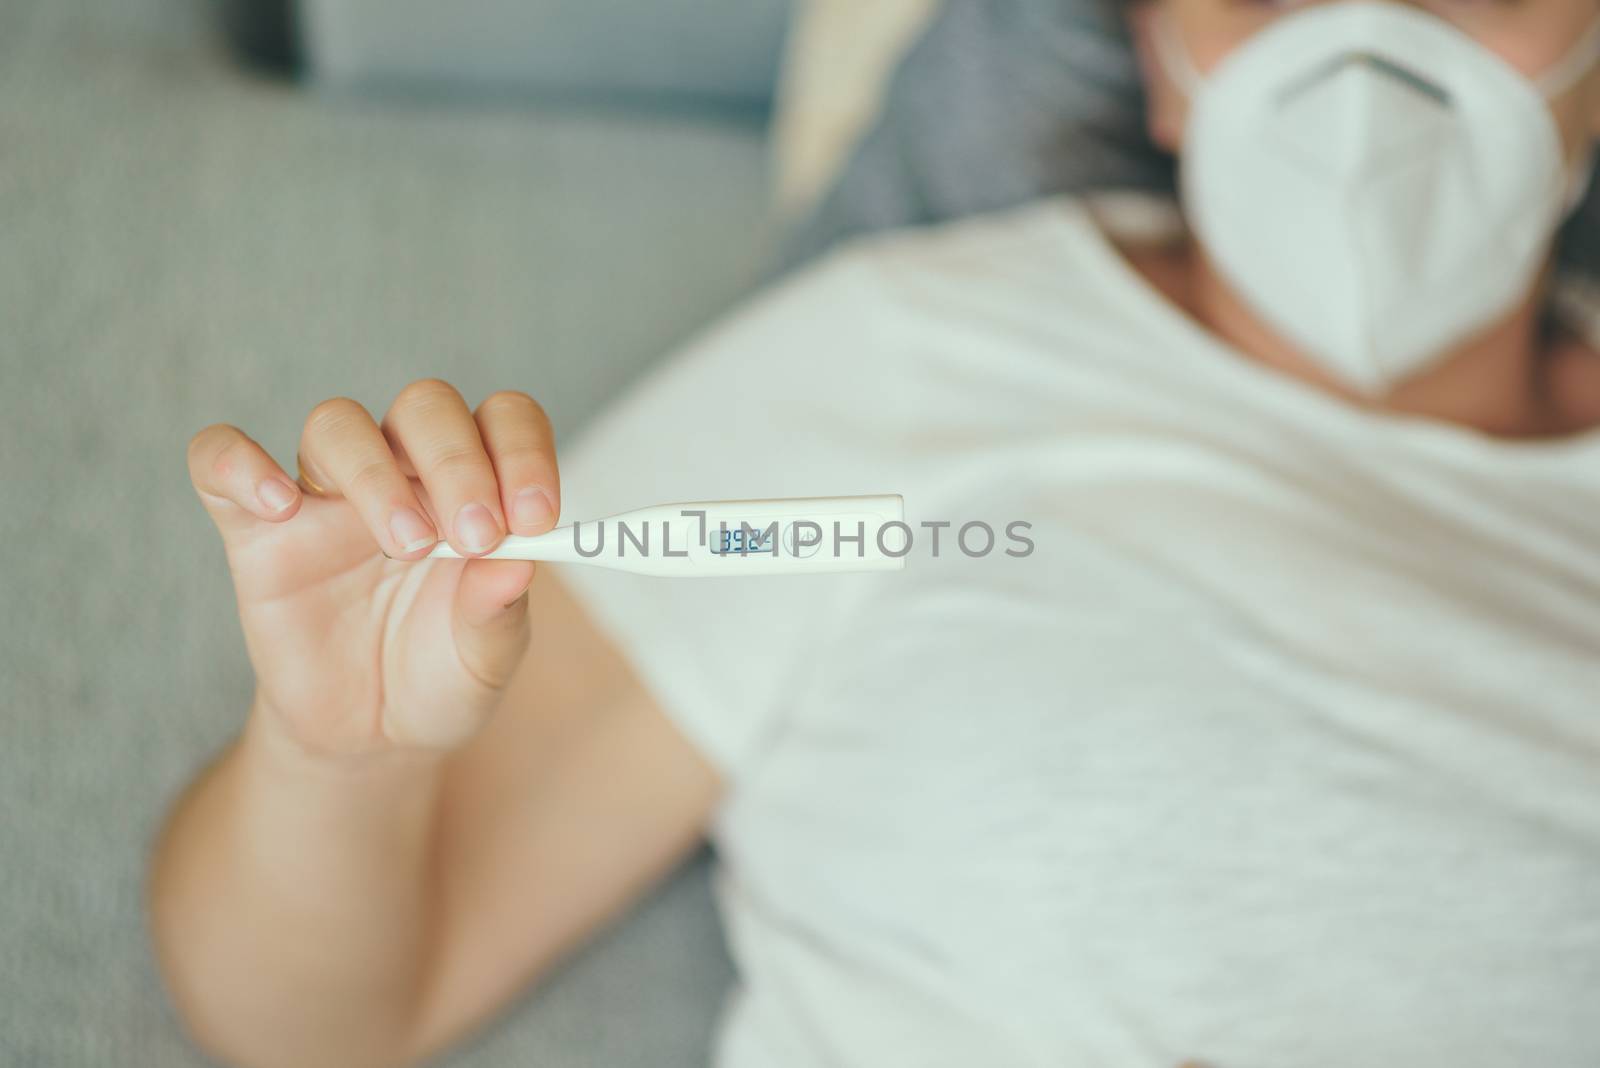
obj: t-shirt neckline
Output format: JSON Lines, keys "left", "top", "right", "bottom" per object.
{"left": 1052, "top": 192, "right": 1600, "bottom": 469}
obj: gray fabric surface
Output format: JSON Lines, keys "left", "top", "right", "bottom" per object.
{"left": 0, "top": 1, "right": 763, "bottom": 1063}
{"left": 782, "top": 0, "right": 1600, "bottom": 276}
{"left": 303, "top": 0, "right": 792, "bottom": 108}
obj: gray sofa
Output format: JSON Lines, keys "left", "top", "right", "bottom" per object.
{"left": 0, "top": 0, "right": 796, "bottom": 1063}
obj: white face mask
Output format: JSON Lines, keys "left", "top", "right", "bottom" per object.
{"left": 1153, "top": 1, "right": 1600, "bottom": 394}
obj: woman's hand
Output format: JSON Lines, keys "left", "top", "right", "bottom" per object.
{"left": 186, "top": 379, "right": 560, "bottom": 758}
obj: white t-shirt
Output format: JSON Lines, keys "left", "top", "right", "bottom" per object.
{"left": 554, "top": 196, "right": 1600, "bottom": 1068}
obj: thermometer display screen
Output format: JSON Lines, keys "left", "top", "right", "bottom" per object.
{"left": 710, "top": 525, "right": 776, "bottom": 555}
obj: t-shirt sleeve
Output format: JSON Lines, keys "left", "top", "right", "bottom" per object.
{"left": 550, "top": 253, "right": 902, "bottom": 781}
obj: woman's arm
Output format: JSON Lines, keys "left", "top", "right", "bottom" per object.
{"left": 150, "top": 382, "right": 721, "bottom": 1068}
{"left": 151, "top": 572, "right": 718, "bottom": 1068}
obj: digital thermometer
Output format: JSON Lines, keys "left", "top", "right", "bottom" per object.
{"left": 427, "top": 495, "right": 907, "bottom": 577}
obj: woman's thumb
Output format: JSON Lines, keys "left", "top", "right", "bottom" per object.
{"left": 452, "top": 559, "right": 538, "bottom": 693}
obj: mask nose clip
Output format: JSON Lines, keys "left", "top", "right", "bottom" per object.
{"left": 1270, "top": 56, "right": 1454, "bottom": 181}
{"left": 1277, "top": 52, "right": 1450, "bottom": 109}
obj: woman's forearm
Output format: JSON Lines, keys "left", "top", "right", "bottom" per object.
{"left": 149, "top": 702, "right": 445, "bottom": 1068}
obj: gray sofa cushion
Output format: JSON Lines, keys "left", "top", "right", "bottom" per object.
{"left": 2, "top": 0, "right": 762, "bottom": 1064}
{"left": 301, "top": 0, "right": 793, "bottom": 108}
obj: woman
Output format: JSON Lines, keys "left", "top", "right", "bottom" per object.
{"left": 150, "top": 1, "right": 1600, "bottom": 1065}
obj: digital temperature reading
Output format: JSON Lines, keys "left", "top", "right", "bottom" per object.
{"left": 710, "top": 524, "right": 776, "bottom": 556}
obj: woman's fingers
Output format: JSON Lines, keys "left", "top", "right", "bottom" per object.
{"left": 475, "top": 390, "right": 560, "bottom": 536}
{"left": 298, "top": 396, "right": 440, "bottom": 559}
{"left": 381, "top": 379, "right": 508, "bottom": 557}
{"left": 187, "top": 424, "right": 303, "bottom": 531}
{"left": 192, "top": 382, "right": 554, "bottom": 562}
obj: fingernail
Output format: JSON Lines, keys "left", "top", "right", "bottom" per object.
{"left": 455, "top": 502, "right": 502, "bottom": 553}
{"left": 257, "top": 479, "right": 298, "bottom": 514}
{"left": 389, "top": 507, "right": 436, "bottom": 554}
{"left": 512, "top": 486, "right": 555, "bottom": 532}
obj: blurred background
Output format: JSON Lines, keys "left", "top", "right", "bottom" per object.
{"left": 0, "top": 0, "right": 942, "bottom": 1062}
